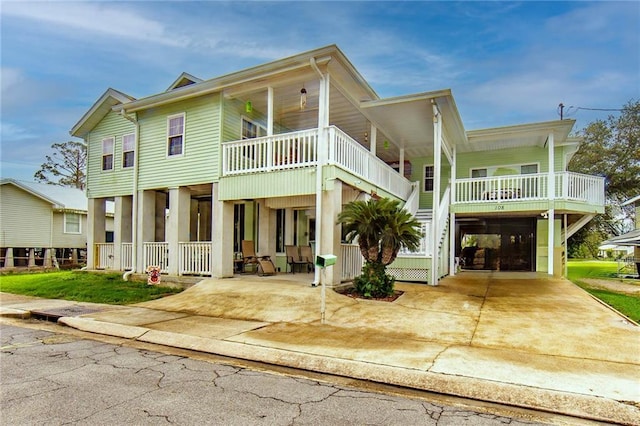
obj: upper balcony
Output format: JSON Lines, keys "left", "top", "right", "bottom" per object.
{"left": 221, "top": 126, "right": 414, "bottom": 201}
{"left": 452, "top": 172, "right": 605, "bottom": 214}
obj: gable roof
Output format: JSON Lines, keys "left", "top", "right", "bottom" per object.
{"left": 0, "top": 179, "right": 114, "bottom": 213}
{"left": 70, "top": 88, "right": 136, "bottom": 138}
{"left": 166, "top": 72, "right": 203, "bottom": 91}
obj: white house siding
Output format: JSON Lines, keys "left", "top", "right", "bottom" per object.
{"left": 51, "top": 212, "right": 87, "bottom": 248}
{"left": 86, "top": 110, "right": 136, "bottom": 199}
{"left": 137, "top": 93, "right": 221, "bottom": 190}
{"left": 0, "top": 184, "right": 52, "bottom": 247}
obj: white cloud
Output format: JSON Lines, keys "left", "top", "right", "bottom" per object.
{"left": 1, "top": 1, "right": 188, "bottom": 47}
{"left": 0, "top": 122, "right": 37, "bottom": 141}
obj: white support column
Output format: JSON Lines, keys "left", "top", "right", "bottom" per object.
{"left": 547, "top": 131, "right": 555, "bottom": 276}
{"left": 369, "top": 124, "right": 377, "bottom": 155}
{"left": 285, "top": 208, "right": 295, "bottom": 246}
{"left": 267, "top": 86, "right": 274, "bottom": 136}
{"left": 430, "top": 101, "right": 442, "bottom": 286}
{"left": 28, "top": 248, "right": 36, "bottom": 267}
{"left": 44, "top": 248, "right": 53, "bottom": 268}
{"left": 257, "top": 199, "right": 276, "bottom": 260}
{"left": 87, "top": 198, "right": 106, "bottom": 270}
{"left": 113, "top": 196, "right": 132, "bottom": 270}
{"left": 399, "top": 148, "right": 405, "bottom": 177}
{"left": 314, "top": 70, "right": 330, "bottom": 286}
{"left": 449, "top": 145, "right": 457, "bottom": 276}
{"left": 168, "top": 187, "right": 191, "bottom": 276}
{"left": 320, "top": 179, "right": 342, "bottom": 286}
{"left": 138, "top": 190, "right": 156, "bottom": 272}
{"left": 212, "top": 182, "right": 234, "bottom": 278}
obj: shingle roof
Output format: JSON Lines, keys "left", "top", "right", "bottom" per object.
{"left": 0, "top": 179, "right": 114, "bottom": 214}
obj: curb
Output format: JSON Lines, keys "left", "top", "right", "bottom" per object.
{"left": 59, "top": 316, "right": 640, "bottom": 425}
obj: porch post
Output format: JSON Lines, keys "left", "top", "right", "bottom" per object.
{"left": 449, "top": 145, "right": 457, "bottom": 275}
{"left": 43, "top": 248, "right": 52, "bottom": 268}
{"left": 113, "top": 196, "right": 133, "bottom": 270}
{"left": 212, "top": 182, "right": 234, "bottom": 278}
{"left": 430, "top": 100, "right": 442, "bottom": 286}
{"left": 267, "top": 86, "right": 274, "bottom": 136}
{"left": 257, "top": 199, "right": 276, "bottom": 260}
{"left": 138, "top": 190, "right": 156, "bottom": 272}
{"left": 547, "top": 131, "right": 555, "bottom": 275}
{"left": 399, "top": 148, "right": 405, "bottom": 177}
{"left": 28, "top": 248, "right": 36, "bottom": 267}
{"left": 167, "top": 187, "right": 191, "bottom": 276}
{"left": 320, "top": 179, "right": 343, "bottom": 286}
{"left": 369, "top": 125, "right": 377, "bottom": 155}
{"left": 87, "top": 198, "right": 106, "bottom": 270}
{"left": 314, "top": 68, "right": 330, "bottom": 286}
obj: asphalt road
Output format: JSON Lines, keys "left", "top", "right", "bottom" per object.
{"left": 0, "top": 320, "right": 585, "bottom": 425}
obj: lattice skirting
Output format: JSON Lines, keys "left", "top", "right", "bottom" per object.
{"left": 387, "top": 268, "right": 429, "bottom": 283}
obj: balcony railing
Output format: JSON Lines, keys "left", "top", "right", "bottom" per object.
{"left": 95, "top": 243, "right": 114, "bottom": 269}
{"left": 143, "top": 242, "right": 169, "bottom": 274}
{"left": 222, "top": 126, "right": 412, "bottom": 200}
{"left": 179, "top": 242, "right": 211, "bottom": 275}
{"left": 454, "top": 172, "right": 604, "bottom": 205}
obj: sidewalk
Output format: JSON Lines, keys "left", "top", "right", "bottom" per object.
{"left": 2, "top": 272, "right": 639, "bottom": 424}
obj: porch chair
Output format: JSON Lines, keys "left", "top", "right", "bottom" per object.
{"left": 241, "top": 240, "right": 276, "bottom": 276}
{"left": 285, "top": 245, "right": 309, "bottom": 273}
{"left": 299, "top": 245, "right": 314, "bottom": 272}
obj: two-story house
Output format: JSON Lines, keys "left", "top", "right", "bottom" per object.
{"left": 70, "top": 45, "right": 604, "bottom": 286}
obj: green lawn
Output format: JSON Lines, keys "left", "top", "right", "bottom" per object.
{"left": 0, "top": 271, "right": 182, "bottom": 305}
{"left": 567, "top": 259, "right": 640, "bottom": 322}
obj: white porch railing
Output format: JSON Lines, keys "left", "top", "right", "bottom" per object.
{"left": 95, "top": 243, "right": 114, "bottom": 270}
{"left": 179, "top": 242, "right": 212, "bottom": 275}
{"left": 121, "top": 243, "right": 133, "bottom": 270}
{"left": 341, "top": 244, "right": 363, "bottom": 281}
{"left": 454, "top": 172, "right": 604, "bottom": 205}
{"left": 222, "top": 127, "right": 412, "bottom": 200}
{"left": 143, "top": 242, "right": 169, "bottom": 274}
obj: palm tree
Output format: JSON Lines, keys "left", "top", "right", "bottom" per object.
{"left": 337, "top": 198, "right": 422, "bottom": 297}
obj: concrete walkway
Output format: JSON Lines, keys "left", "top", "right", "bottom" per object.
{"left": 2, "top": 272, "right": 639, "bottom": 424}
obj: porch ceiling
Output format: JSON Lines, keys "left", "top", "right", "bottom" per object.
{"left": 462, "top": 120, "right": 576, "bottom": 152}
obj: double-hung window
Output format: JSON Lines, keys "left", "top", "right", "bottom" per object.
{"left": 423, "top": 165, "right": 434, "bottom": 192}
{"left": 64, "top": 213, "right": 81, "bottom": 234}
{"left": 520, "top": 164, "right": 538, "bottom": 174}
{"left": 102, "top": 137, "right": 114, "bottom": 171}
{"left": 122, "top": 133, "right": 135, "bottom": 168}
{"left": 167, "top": 113, "right": 185, "bottom": 156}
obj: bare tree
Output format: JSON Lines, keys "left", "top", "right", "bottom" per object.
{"left": 34, "top": 141, "right": 87, "bottom": 190}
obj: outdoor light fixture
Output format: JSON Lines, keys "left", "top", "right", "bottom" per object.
{"left": 300, "top": 86, "right": 307, "bottom": 110}
{"left": 245, "top": 101, "right": 252, "bottom": 113}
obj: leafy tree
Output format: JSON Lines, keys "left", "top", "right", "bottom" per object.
{"left": 34, "top": 141, "right": 87, "bottom": 190}
{"left": 568, "top": 99, "right": 640, "bottom": 256}
{"left": 337, "top": 198, "right": 422, "bottom": 298}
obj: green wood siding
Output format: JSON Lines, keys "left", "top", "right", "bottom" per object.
{"left": 456, "top": 146, "right": 568, "bottom": 179}
{"left": 86, "top": 111, "right": 136, "bottom": 199}
{"left": 137, "top": 94, "right": 221, "bottom": 190}
{"left": 0, "top": 185, "right": 52, "bottom": 247}
{"left": 219, "top": 169, "right": 316, "bottom": 200}
{"left": 222, "top": 98, "right": 289, "bottom": 142}
{"left": 409, "top": 154, "right": 451, "bottom": 209}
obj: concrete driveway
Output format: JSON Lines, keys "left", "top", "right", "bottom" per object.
{"left": 6, "top": 271, "right": 639, "bottom": 424}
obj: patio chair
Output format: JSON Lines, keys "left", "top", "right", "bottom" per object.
{"left": 241, "top": 240, "right": 275, "bottom": 276}
{"left": 285, "top": 245, "right": 308, "bottom": 273}
{"left": 299, "top": 245, "right": 314, "bottom": 272}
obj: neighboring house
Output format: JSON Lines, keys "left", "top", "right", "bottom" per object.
{"left": 70, "top": 45, "right": 604, "bottom": 286}
{"left": 602, "top": 194, "right": 640, "bottom": 276}
{"left": 0, "top": 179, "right": 114, "bottom": 268}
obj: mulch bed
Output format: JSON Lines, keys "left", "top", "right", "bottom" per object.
{"left": 339, "top": 288, "right": 404, "bottom": 302}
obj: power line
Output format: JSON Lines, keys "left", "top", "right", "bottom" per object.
{"left": 558, "top": 103, "right": 623, "bottom": 119}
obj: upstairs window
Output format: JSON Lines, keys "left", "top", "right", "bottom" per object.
{"left": 122, "top": 133, "right": 135, "bottom": 168}
{"left": 64, "top": 213, "right": 81, "bottom": 234}
{"left": 241, "top": 117, "right": 266, "bottom": 139}
{"left": 102, "top": 137, "right": 114, "bottom": 171}
{"left": 167, "top": 113, "right": 185, "bottom": 156}
{"left": 471, "top": 168, "right": 487, "bottom": 178}
{"left": 521, "top": 164, "right": 538, "bottom": 174}
{"left": 423, "top": 165, "right": 434, "bottom": 192}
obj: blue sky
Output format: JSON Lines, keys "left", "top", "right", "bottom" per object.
{"left": 1, "top": 1, "right": 638, "bottom": 182}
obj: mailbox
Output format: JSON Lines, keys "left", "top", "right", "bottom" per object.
{"left": 315, "top": 254, "right": 337, "bottom": 268}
